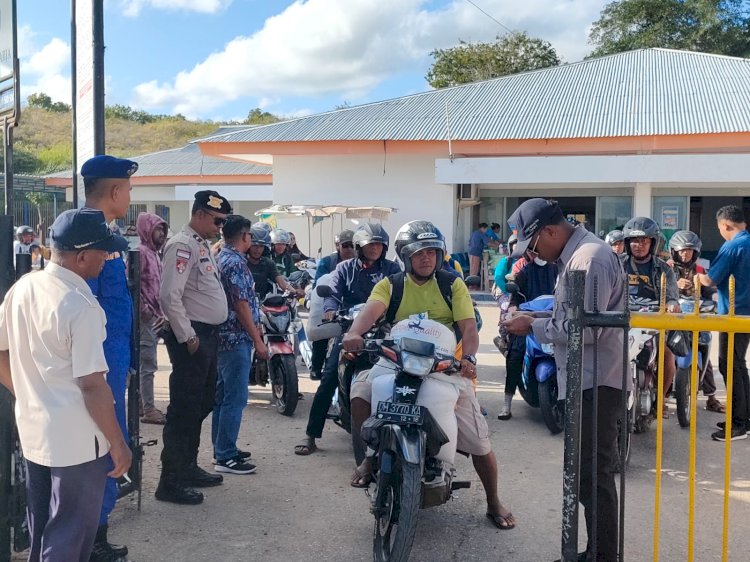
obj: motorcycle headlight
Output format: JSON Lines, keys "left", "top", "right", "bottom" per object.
{"left": 541, "top": 343, "right": 554, "bottom": 355}
{"left": 267, "top": 312, "right": 290, "bottom": 334}
{"left": 400, "top": 352, "right": 434, "bottom": 377}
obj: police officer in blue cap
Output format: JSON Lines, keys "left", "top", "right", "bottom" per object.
{"left": 81, "top": 154, "right": 138, "bottom": 562}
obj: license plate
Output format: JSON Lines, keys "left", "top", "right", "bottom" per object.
{"left": 376, "top": 401, "right": 425, "bottom": 425}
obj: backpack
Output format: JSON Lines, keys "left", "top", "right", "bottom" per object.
{"left": 384, "top": 269, "right": 457, "bottom": 325}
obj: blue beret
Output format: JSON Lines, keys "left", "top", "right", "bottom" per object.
{"left": 81, "top": 155, "right": 139, "bottom": 179}
{"left": 50, "top": 209, "right": 128, "bottom": 253}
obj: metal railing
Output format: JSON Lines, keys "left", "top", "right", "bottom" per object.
{"left": 562, "top": 269, "right": 746, "bottom": 562}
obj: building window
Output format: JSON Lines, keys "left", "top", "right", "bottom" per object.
{"left": 598, "top": 196, "right": 632, "bottom": 235}
{"left": 652, "top": 196, "right": 688, "bottom": 245}
{"left": 155, "top": 204, "right": 170, "bottom": 225}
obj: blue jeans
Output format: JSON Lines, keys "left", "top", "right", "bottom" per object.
{"left": 212, "top": 340, "right": 253, "bottom": 462}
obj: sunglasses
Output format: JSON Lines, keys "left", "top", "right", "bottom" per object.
{"left": 341, "top": 242, "right": 354, "bottom": 249}
{"left": 202, "top": 210, "right": 227, "bottom": 226}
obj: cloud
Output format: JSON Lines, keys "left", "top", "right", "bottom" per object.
{"left": 120, "top": 0, "right": 233, "bottom": 18}
{"left": 17, "top": 26, "right": 72, "bottom": 104}
{"left": 132, "top": 0, "right": 607, "bottom": 118}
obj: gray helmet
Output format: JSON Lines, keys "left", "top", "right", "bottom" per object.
{"left": 16, "top": 225, "right": 33, "bottom": 241}
{"left": 507, "top": 233, "right": 518, "bottom": 255}
{"left": 335, "top": 229, "right": 355, "bottom": 245}
{"left": 605, "top": 229, "right": 624, "bottom": 246}
{"left": 250, "top": 223, "right": 272, "bottom": 248}
{"left": 394, "top": 220, "right": 446, "bottom": 275}
{"left": 623, "top": 217, "right": 660, "bottom": 256}
{"left": 353, "top": 223, "right": 389, "bottom": 260}
{"left": 270, "top": 228, "right": 291, "bottom": 245}
{"left": 669, "top": 230, "right": 701, "bottom": 266}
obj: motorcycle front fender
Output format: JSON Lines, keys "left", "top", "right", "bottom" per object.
{"left": 381, "top": 424, "right": 425, "bottom": 466}
{"left": 268, "top": 340, "right": 294, "bottom": 356}
{"left": 535, "top": 359, "right": 557, "bottom": 383}
{"left": 676, "top": 354, "right": 692, "bottom": 369}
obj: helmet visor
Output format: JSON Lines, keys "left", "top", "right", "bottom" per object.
{"left": 400, "top": 239, "right": 446, "bottom": 259}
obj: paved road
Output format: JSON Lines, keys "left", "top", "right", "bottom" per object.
{"left": 98, "top": 303, "right": 750, "bottom": 561}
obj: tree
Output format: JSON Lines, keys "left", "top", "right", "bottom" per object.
{"left": 243, "top": 108, "right": 281, "bottom": 125}
{"left": 25, "top": 192, "right": 52, "bottom": 235}
{"left": 27, "top": 92, "right": 71, "bottom": 113}
{"left": 588, "top": 0, "right": 750, "bottom": 58}
{"left": 425, "top": 31, "right": 561, "bottom": 89}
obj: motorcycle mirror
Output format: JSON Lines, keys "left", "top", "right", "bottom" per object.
{"left": 316, "top": 285, "right": 333, "bottom": 298}
{"left": 505, "top": 281, "right": 519, "bottom": 294}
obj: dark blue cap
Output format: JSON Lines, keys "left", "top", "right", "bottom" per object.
{"left": 49, "top": 209, "right": 129, "bottom": 253}
{"left": 80, "top": 155, "right": 139, "bottom": 179}
{"left": 508, "top": 198, "right": 564, "bottom": 259}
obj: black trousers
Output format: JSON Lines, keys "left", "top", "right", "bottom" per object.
{"left": 306, "top": 337, "right": 342, "bottom": 438}
{"left": 504, "top": 335, "right": 525, "bottom": 396}
{"left": 718, "top": 332, "right": 750, "bottom": 428}
{"left": 580, "top": 386, "right": 620, "bottom": 562}
{"left": 311, "top": 338, "right": 329, "bottom": 373}
{"left": 160, "top": 322, "right": 219, "bottom": 478}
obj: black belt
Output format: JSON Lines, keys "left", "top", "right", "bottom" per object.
{"left": 191, "top": 321, "right": 220, "bottom": 335}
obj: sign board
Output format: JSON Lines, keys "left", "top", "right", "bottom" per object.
{"left": 0, "top": 0, "right": 18, "bottom": 120}
{"left": 74, "top": 0, "right": 96, "bottom": 207}
{"left": 660, "top": 206, "right": 679, "bottom": 230}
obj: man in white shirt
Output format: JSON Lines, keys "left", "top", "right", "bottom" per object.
{"left": 0, "top": 208, "right": 132, "bottom": 562}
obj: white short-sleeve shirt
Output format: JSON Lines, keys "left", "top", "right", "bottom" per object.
{"left": 0, "top": 262, "right": 111, "bottom": 467}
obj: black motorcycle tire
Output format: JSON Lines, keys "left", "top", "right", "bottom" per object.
{"left": 675, "top": 367, "right": 691, "bottom": 429}
{"left": 337, "top": 393, "right": 352, "bottom": 434}
{"left": 271, "top": 354, "right": 299, "bottom": 416}
{"left": 538, "top": 379, "right": 564, "bottom": 435}
{"left": 518, "top": 381, "right": 539, "bottom": 408}
{"left": 373, "top": 459, "right": 421, "bottom": 562}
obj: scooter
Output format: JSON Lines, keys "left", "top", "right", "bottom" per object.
{"left": 252, "top": 290, "right": 302, "bottom": 416}
{"left": 362, "top": 316, "right": 470, "bottom": 562}
{"left": 628, "top": 297, "right": 661, "bottom": 434}
{"left": 674, "top": 297, "right": 716, "bottom": 428}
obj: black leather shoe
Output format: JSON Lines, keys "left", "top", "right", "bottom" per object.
{"left": 181, "top": 463, "right": 224, "bottom": 488}
{"left": 89, "top": 525, "right": 128, "bottom": 561}
{"left": 155, "top": 479, "right": 204, "bottom": 505}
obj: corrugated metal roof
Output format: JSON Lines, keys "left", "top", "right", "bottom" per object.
{"left": 199, "top": 49, "right": 750, "bottom": 144}
{"left": 46, "top": 139, "right": 271, "bottom": 179}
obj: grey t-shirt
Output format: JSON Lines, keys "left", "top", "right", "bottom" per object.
{"left": 532, "top": 226, "right": 627, "bottom": 396}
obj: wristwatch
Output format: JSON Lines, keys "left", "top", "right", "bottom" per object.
{"left": 186, "top": 335, "right": 198, "bottom": 346}
{"left": 463, "top": 354, "right": 477, "bottom": 365}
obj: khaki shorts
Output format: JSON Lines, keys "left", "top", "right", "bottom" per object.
{"left": 350, "top": 367, "right": 492, "bottom": 457}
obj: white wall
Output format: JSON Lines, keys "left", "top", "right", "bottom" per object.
{"left": 271, "top": 154, "right": 456, "bottom": 257}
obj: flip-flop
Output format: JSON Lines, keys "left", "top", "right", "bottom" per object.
{"left": 350, "top": 467, "right": 373, "bottom": 488}
{"left": 486, "top": 511, "right": 516, "bottom": 530}
{"left": 294, "top": 437, "right": 317, "bottom": 456}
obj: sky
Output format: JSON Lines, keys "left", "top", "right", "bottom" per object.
{"left": 16, "top": 0, "right": 611, "bottom": 122}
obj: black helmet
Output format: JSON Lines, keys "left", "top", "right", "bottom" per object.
{"left": 250, "top": 223, "right": 272, "bottom": 248}
{"left": 605, "top": 230, "right": 624, "bottom": 246}
{"left": 623, "top": 217, "right": 660, "bottom": 256}
{"left": 394, "top": 221, "right": 446, "bottom": 275}
{"left": 16, "top": 225, "right": 33, "bottom": 241}
{"left": 353, "top": 223, "right": 389, "bottom": 260}
{"left": 669, "top": 230, "right": 701, "bottom": 266}
{"left": 335, "top": 229, "right": 355, "bottom": 245}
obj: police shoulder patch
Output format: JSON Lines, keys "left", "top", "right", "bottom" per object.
{"left": 176, "top": 249, "right": 191, "bottom": 260}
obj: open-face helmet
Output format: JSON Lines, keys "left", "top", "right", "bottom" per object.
{"left": 16, "top": 225, "right": 33, "bottom": 241}
{"left": 270, "top": 228, "right": 291, "bottom": 245}
{"left": 669, "top": 230, "right": 702, "bottom": 266}
{"left": 623, "top": 217, "right": 660, "bottom": 256}
{"left": 394, "top": 220, "right": 446, "bottom": 275}
{"left": 605, "top": 230, "right": 624, "bottom": 246}
{"left": 353, "top": 223, "right": 389, "bottom": 260}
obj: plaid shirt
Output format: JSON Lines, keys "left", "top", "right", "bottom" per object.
{"left": 217, "top": 245, "right": 260, "bottom": 351}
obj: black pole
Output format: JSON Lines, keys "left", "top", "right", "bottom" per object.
{"left": 561, "top": 270, "right": 586, "bottom": 561}
{"left": 126, "top": 250, "right": 142, "bottom": 508}
{"left": 590, "top": 278, "right": 600, "bottom": 560}
{"left": 92, "top": 0, "right": 105, "bottom": 155}
{"left": 70, "top": 0, "right": 78, "bottom": 208}
{"left": 3, "top": 118, "right": 13, "bottom": 218}
{"left": 618, "top": 289, "right": 630, "bottom": 561}
{"left": 0, "top": 216, "right": 13, "bottom": 562}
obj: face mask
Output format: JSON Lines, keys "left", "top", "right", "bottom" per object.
{"left": 534, "top": 258, "right": 547, "bottom": 266}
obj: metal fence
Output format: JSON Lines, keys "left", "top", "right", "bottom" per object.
{"left": 562, "top": 270, "right": 747, "bottom": 562}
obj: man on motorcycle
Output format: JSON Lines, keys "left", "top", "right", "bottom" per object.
{"left": 503, "top": 198, "right": 625, "bottom": 560}
{"left": 270, "top": 228, "right": 299, "bottom": 278}
{"left": 668, "top": 230, "right": 724, "bottom": 413}
{"left": 343, "top": 220, "right": 516, "bottom": 530}
{"left": 294, "top": 223, "right": 400, "bottom": 456}
{"left": 605, "top": 229, "right": 625, "bottom": 255}
{"left": 247, "top": 224, "right": 303, "bottom": 300}
{"left": 621, "top": 216, "right": 680, "bottom": 416}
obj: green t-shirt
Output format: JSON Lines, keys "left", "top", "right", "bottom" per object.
{"left": 369, "top": 274, "right": 475, "bottom": 328}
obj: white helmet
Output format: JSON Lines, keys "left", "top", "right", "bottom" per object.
{"left": 391, "top": 317, "right": 456, "bottom": 362}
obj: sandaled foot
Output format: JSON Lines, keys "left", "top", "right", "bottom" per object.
{"left": 706, "top": 396, "right": 726, "bottom": 413}
{"left": 350, "top": 458, "right": 373, "bottom": 488}
{"left": 497, "top": 408, "right": 512, "bottom": 421}
{"left": 662, "top": 404, "right": 670, "bottom": 419}
{"left": 294, "top": 436, "right": 317, "bottom": 456}
{"left": 486, "top": 506, "right": 516, "bottom": 530}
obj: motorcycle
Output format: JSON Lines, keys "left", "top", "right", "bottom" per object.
{"left": 503, "top": 283, "right": 562, "bottom": 434}
{"left": 361, "top": 316, "right": 470, "bottom": 562}
{"left": 252, "top": 290, "right": 302, "bottom": 416}
{"left": 628, "top": 298, "right": 661, "bottom": 434}
{"left": 674, "top": 297, "right": 716, "bottom": 428}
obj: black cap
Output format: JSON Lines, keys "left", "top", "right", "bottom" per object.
{"left": 49, "top": 209, "right": 129, "bottom": 253}
{"left": 507, "top": 198, "right": 564, "bottom": 259}
{"left": 194, "top": 190, "right": 232, "bottom": 214}
{"left": 80, "top": 155, "right": 139, "bottom": 179}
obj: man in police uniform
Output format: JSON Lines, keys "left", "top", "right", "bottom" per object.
{"left": 81, "top": 155, "right": 138, "bottom": 562}
{"left": 155, "top": 190, "right": 231, "bottom": 505}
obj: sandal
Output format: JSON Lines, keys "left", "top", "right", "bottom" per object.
{"left": 497, "top": 408, "right": 512, "bottom": 421}
{"left": 350, "top": 459, "right": 373, "bottom": 488}
{"left": 486, "top": 510, "right": 516, "bottom": 530}
{"left": 294, "top": 436, "right": 317, "bottom": 456}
